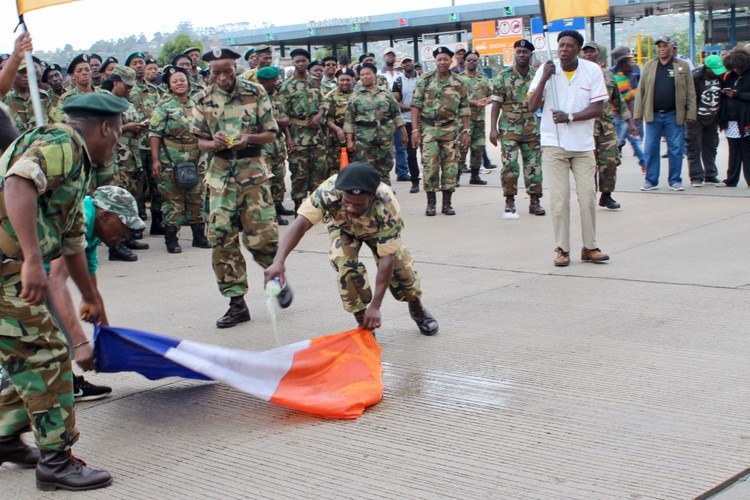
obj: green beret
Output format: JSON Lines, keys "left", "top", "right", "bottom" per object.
{"left": 203, "top": 47, "right": 241, "bottom": 62}
{"left": 62, "top": 92, "right": 129, "bottom": 117}
{"left": 92, "top": 186, "right": 146, "bottom": 231}
{"left": 125, "top": 52, "right": 146, "bottom": 66}
{"left": 67, "top": 53, "right": 90, "bottom": 75}
{"left": 334, "top": 162, "right": 381, "bottom": 194}
{"left": 111, "top": 65, "right": 136, "bottom": 86}
{"left": 183, "top": 47, "right": 201, "bottom": 56}
{"left": 256, "top": 66, "right": 280, "bottom": 80}
{"left": 243, "top": 48, "right": 255, "bottom": 61}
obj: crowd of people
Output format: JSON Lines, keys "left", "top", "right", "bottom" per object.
{"left": 0, "top": 27, "right": 749, "bottom": 492}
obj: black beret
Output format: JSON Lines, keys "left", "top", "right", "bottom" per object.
{"left": 308, "top": 59, "right": 323, "bottom": 69}
{"left": 171, "top": 54, "right": 191, "bottom": 66}
{"left": 67, "top": 53, "right": 90, "bottom": 75}
{"left": 557, "top": 30, "right": 584, "bottom": 47}
{"left": 62, "top": 92, "right": 129, "bottom": 117}
{"left": 433, "top": 46, "right": 454, "bottom": 58}
{"left": 290, "top": 48, "right": 311, "bottom": 60}
{"left": 199, "top": 66, "right": 210, "bottom": 76}
{"left": 125, "top": 52, "right": 146, "bottom": 66}
{"left": 183, "top": 47, "right": 201, "bottom": 56}
{"left": 202, "top": 47, "right": 241, "bottom": 62}
{"left": 42, "top": 63, "right": 62, "bottom": 83}
{"left": 163, "top": 66, "right": 189, "bottom": 86}
{"left": 335, "top": 67, "right": 356, "bottom": 78}
{"left": 89, "top": 53, "right": 102, "bottom": 63}
{"left": 334, "top": 162, "right": 381, "bottom": 194}
{"left": 514, "top": 39, "right": 535, "bottom": 52}
{"left": 465, "top": 50, "right": 480, "bottom": 58}
{"left": 322, "top": 55, "right": 337, "bottom": 63}
{"left": 145, "top": 58, "right": 158, "bottom": 66}
{"left": 358, "top": 52, "right": 375, "bottom": 63}
{"left": 100, "top": 56, "right": 118, "bottom": 73}
{"left": 359, "top": 62, "right": 377, "bottom": 74}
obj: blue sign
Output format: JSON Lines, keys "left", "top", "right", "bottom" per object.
{"left": 530, "top": 17, "right": 586, "bottom": 35}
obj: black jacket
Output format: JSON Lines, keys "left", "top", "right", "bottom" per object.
{"left": 718, "top": 71, "right": 750, "bottom": 133}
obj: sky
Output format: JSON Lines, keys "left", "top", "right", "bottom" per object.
{"left": 0, "top": 0, "right": 468, "bottom": 53}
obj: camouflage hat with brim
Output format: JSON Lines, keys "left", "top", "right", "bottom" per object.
{"left": 92, "top": 186, "right": 146, "bottom": 231}
{"left": 62, "top": 92, "right": 129, "bottom": 117}
{"left": 111, "top": 65, "right": 136, "bottom": 86}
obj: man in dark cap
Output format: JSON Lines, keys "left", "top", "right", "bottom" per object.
{"left": 322, "top": 67, "right": 355, "bottom": 176}
{"left": 308, "top": 60, "right": 324, "bottom": 79}
{"left": 89, "top": 53, "right": 103, "bottom": 87}
{"left": 321, "top": 55, "right": 338, "bottom": 93}
{"left": 191, "top": 47, "right": 292, "bottom": 328}
{"left": 490, "top": 38, "right": 545, "bottom": 218}
{"left": 451, "top": 47, "right": 467, "bottom": 74}
{"left": 456, "top": 49, "right": 491, "bottom": 186}
{"left": 243, "top": 47, "right": 257, "bottom": 70}
{"left": 241, "top": 45, "right": 273, "bottom": 82}
{"left": 144, "top": 57, "right": 160, "bottom": 86}
{"left": 0, "top": 92, "right": 128, "bottom": 491}
{"left": 41, "top": 63, "right": 65, "bottom": 106}
{"left": 277, "top": 47, "right": 327, "bottom": 213}
{"left": 183, "top": 46, "right": 202, "bottom": 85}
{"left": 265, "top": 162, "right": 439, "bottom": 335}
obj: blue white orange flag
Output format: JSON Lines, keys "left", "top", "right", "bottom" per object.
{"left": 16, "top": 0, "right": 79, "bottom": 15}
{"left": 544, "top": 0, "right": 610, "bottom": 23}
{"left": 94, "top": 325, "right": 383, "bottom": 420}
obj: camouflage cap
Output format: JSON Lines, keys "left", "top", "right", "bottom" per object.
{"left": 582, "top": 41, "right": 600, "bottom": 51}
{"left": 256, "top": 66, "right": 280, "bottom": 80}
{"left": 62, "top": 92, "right": 129, "bottom": 117}
{"left": 92, "top": 186, "right": 146, "bottom": 231}
{"left": 125, "top": 52, "right": 146, "bottom": 66}
{"left": 111, "top": 65, "right": 136, "bottom": 86}
{"left": 67, "top": 53, "right": 90, "bottom": 75}
{"left": 655, "top": 36, "right": 672, "bottom": 45}
{"left": 334, "top": 162, "right": 381, "bottom": 194}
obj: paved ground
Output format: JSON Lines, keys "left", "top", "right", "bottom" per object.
{"left": 2, "top": 137, "right": 749, "bottom": 499}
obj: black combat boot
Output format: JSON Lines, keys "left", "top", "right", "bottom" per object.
{"left": 108, "top": 242, "right": 137, "bottom": 262}
{"left": 469, "top": 168, "right": 488, "bottom": 185}
{"left": 275, "top": 204, "right": 289, "bottom": 226}
{"left": 599, "top": 192, "right": 621, "bottom": 210}
{"left": 293, "top": 199, "right": 302, "bottom": 217}
{"left": 149, "top": 209, "right": 165, "bottom": 235}
{"left": 354, "top": 310, "right": 365, "bottom": 327}
{"left": 275, "top": 203, "right": 295, "bottom": 216}
{"left": 503, "top": 195, "right": 518, "bottom": 219}
{"left": 164, "top": 225, "right": 181, "bottom": 254}
{"left": 216, "top": 296, "right": 251, "bottom": 328}
{"left": 191, "top": 224, "right": 211, "bottom": 248}
{"left": 124, "top": 232, "right": 149, "bottom": 250}
{"left": 409, "top": 180, "right": 419, "bottom": 193}
{"left": 425, "top": 192, "right": 437, "bottom": 216}
{"left": 529, "top": 194, "right": 546, "bottom": 216}
{"left": 483, "top": 147, "right": 497, "bottom": 169}
{"left": 35, "top": 450, "right": 112, "bottom": 492}
{"left": 408, "top": 300, "right": 439, "bottom": 335}
{"left": 441, "top": 190, "right": 456, "bottom": 215}
{"left": 0, "top": 434, "right": 40, "bottom": 468}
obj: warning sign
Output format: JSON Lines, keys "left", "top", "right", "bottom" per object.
{"left": 498, "top": 17, "right": 523, "bottom": 36}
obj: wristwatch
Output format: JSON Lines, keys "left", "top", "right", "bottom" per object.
{"left": 567, "top": 113, "right": 574, "bottom": 123}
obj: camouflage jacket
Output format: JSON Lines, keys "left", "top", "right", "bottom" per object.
{"left": 277, "top": 74, "right": 322, "bottom": 120}
{"left": 354, "top": 74, "right": 390, "bottom": 93}
{"left": 343, "top": 87, "right": 404, "bottom": 147}
{"left": 0, "top": 124, "right": 91, "bottom": 275}
{"left": 297, "top": 176, "right": 404, "bottom": 257}
{"left": 49, "top": 86, "right": 105, "bottom": 124}
{"left": 322, "top": 88, "right": 353, "bottom": 128}
{"left": 149, "top": 94, "right": 200, "bottom": 167}
{"left": 3, "top": 88, "right": 52, "bottom": 132}
{"left": 459, "top": 72, "right": 493, "bottom": 122}
{"left": 321, "top": 76, "right": 337, "bottom": 95}
{"left": 130, "top": 81, "right": 163, "bottom": 149}
{"left": 263, "top": 92, "right": 288, "bottom": 158}
{"left": 492, "top": 65, "right": 539, "bottom": 140}
{"left": 411, "top": 70, "right": 469, "bottom": 134}
{"left": 241, "top": 68, "right": 259, "bottom": 83}
{"left": 600, "top": 67, "right": 631, "bottom": 125}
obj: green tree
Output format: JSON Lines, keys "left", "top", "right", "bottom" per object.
{"left": 669, "top": 29, "right": 704, "bottom": 64}
{"left": 158, "top": 34, "right": 203, "bottom": 66}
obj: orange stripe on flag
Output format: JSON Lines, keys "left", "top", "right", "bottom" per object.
{"left": 16, "top": 0, "right": 79, "bottom": 15}
{"left": 545, "top": 0, "right": 609, "bottom": 23}
{"left": 270, "top": 328, "right": 383, "bottom": 419}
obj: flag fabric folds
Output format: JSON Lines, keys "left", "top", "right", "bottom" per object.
{"left": 544, "top": 0, "right": 610, "bottom": 23}
{"left": 94, "top": 325, "right": 383, "bottom": 419}
{"left": 16, "top": 0, "right": 79, "bottom": 15}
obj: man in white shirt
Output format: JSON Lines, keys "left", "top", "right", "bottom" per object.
{"left": 528, "top": 30, "right": 610, "bottom": 267}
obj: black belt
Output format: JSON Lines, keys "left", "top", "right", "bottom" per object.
{"left": 421, "top": 116, "right": 455, "bottom": 126}
{"left": 355, "top": 118, "right": 390, "bottom": 128}
{"left": 655, "top": 109, "right": 675, "bottom": 114}
{"left": 214, "top": 147, "right": 262, "bottom": 160}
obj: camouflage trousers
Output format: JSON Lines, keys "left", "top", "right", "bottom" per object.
{"left": 0, "top": 273, "right": 78, "bottom": 451}
{"left": 140, "top": 151, "right": 162, "bottom": 213}
{"left": 459, "top": 120, "right": 486, "bottom": 170}
{"left": 113, "top": 142, "right": 146, "bottom": 207}
{"left": 263, "top": 152, "right": 287, "bottom": 205}
{"left": 352, "top": 142, "right": 394, "bottom": 186}
{"left": 326, "top": 132, "right": 346, "bottom": 178}
{"left": 328, "top": 228, "right": 422, "bottom": 313}
{"left": 208, "top": 178, "right": 279, "bottom": 297}
{"left": 420, "top": 128, "right": 460, "bottom": 193}
{"left": 156, "top": 168, "right": 206, "bottom": 227}
{"left": 500, "top": 135, "right": 543, "bottom": 197}
{"left": 594, "top": 120, "right": 621, "bottom": 194}
{"left": 288, "top": 144, "right": 328, "bottom": 202}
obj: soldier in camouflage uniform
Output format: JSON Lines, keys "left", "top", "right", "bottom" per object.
{"left": 256, "top": 66, "right": 295, "bottom": 225}
{"left": 49, "top": 54, "right": 99, "bottom": 123}
{"left": 3, "top": 58, "right": 51, "bottom": 132}
{"left": 265, "top": 162, "right": 439, "bottom": 335}
{"left": 344, "top": 62, "right": 407, "bottom": 185}
{"left": 149, "top": 66, "right": 211, "bottom": 254}
{"left": 457, "top": 50, "right": 491, "bottom": 186}
{"left": 322, "top": 67, "right": 355, "bottom": 177}
{"left": 99, "top": 56, "right": 118, "bottom": 81}
{"left": 41, "top": 63, "right": 65, "bottom": 108}
{"left": 183, "top": 47, "right": 205, "bottom": 90}
{"left": 0, "top": 93, "right": 125, "bottom": 491}
{"left": 411, "top": 46, "right": 470, "bottom": 216}
{"left": 191, "top": 47, "right": 292, "bottom": 329}
{"left": 489, "top": 39, "right": 545, "bottom": 218}
{"left": 355, "top": 53, "right": 390, "bottom": 90}
{"left": 320, "top": 55, "right": 338, "bottom": 94}
{"left": 241, "top": 46, "right": 273, "bottom": 83}
{"left": 277, "top": 48, "right": 327, "bottom": 212}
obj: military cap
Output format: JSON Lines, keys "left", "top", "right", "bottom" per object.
{"left": 243, "top": 48, "right": 255, "bottom": 61}
{"left": 67, "top": 53, "right": 90, "bottom": 75}
{"left": 322, "top": 55, "right": 337, "bottom": 64}
{"left": 557, "top": 30, "right": 584, "bottom": 47}
{"left": 335, "top": 67, "right": 356, "bottom": 78}
{"left": 359, "top": 62, "right": 377, "bottom": 74}
{"left": 465, "top": 50, "right": 480, "bottom": 58}
{"left": 171, "top": 53, "right": 192, "bottom": 67}
{"left": 308, "top": 59, "right": 323, "bottom": 69}
{"left": 202, "top": 47, "right": 241, "bottom": 62}
{"left": 100, "top": 56, "right": 118, "bottom": 74}
{"left": 92, "top": 186, "right": 146, "bottom": 231}
{"left": 582, "top": 41, "right": 600, "bottom": 51}
{"left": 111, "top": 65, "right": 136, "bottom": 86}
{"left": 183, "top": 47, "right": 201, "bottom": 56}
{"left": 256, "top": 66, "right": 280, "bottom": 80}
{"left": 61, "top": 92, "right": 129, "bottom": 117}
{"left": 290, "top": 48, "right": 311, "bottom": 60}
{"left": 42, "top": 63, "right": 62, "bottom": 83}
{"left": 514, "top": 39, "right": 534, "bottom": 52}
{"left": 655, "top": 35, "right": 672, "bottom": 45}
{"left": 383, "top": 47, "right": 397, "bottom": 57}
{"left": 358, "top": 52, "right": 375, "bottom": 63}
{"left": 334, "top": 162, "right": 381, "bottom": 194}
{"left": 89, "top": 53, "right": 102, "bottom": 63}
{"left": 199, "top": 66, "right": 210, "bottom": 76}
{"left": 125, "top": 52, "right": 146, "bottom": 66}
{"left": 145, "top": 57, "right": 158, "bottom": 66}
{"left": 433, "top": 46, "right": 454, "bottom": 58}
{"left": 253, "top": 45, "right": 272, "bottom": 54}
{"left": 163, "top": 66, "right": 190, "bottom": 87}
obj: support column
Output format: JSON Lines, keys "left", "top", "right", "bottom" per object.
{"left": 413, "top": 34, "right": 419, "bottom": 62}
{"left": 689, "top": 1, "right": 696, "bottom": 65}
{"left": 609, "top": 12, "right": 616, "bottom": 50}
{"left": 589, "top": 17, "right": 595, "bottom": 41}
{"left": 280, "top": 43, "right": 286, "bottom": 58}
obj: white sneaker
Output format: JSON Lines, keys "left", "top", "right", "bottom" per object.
{"left": 669, "top": 183, "right": 684, "bottom": 191}
{"left": 690, "top": 179, "right": 704, "bottom": 187}
{"left": 478, "top": 167, "right": 491, "bottom": 174}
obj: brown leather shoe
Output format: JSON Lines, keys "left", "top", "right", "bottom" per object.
{"left": 581, "top": 247, "right": 610, "bottom": 263}
{"left": 554, "top": 247, "right": 570, "bottom": 267}
{"left": 216, "top": 297, "right": 251, "bottom": 328}
{"left": 36, "top": 450, "right": 112, "bottom": 491}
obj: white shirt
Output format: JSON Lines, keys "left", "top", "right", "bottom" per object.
{"left": 378, "top": 69, "right": 398, "bottom": 88}
{"left": 528, "top": 58, "right": 608, "bottom": 152}
{"left": 393, "top": 73, "right": 419, "bottom": 123}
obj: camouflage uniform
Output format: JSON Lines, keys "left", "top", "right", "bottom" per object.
{"left": 321, "top": 76, "right": 337, "bottom": 95}
{"left": 411, "top": 70, "right": 469, "bottom": 192}
{"left": 595, "top": 67, "right": 631, "bottom": 194}
{"left": 297, "top": 176, "right": 422, "bottom": 313}
{"left": 112, "top": 98, "right": 147, "bottom": 204}
{"left": 0, "top": 124, "right": 92, "bottom": 451}
{"left": 277, "top": 75, "right": 326, "bottom": 203}
{"left": 191, "top": 79, "right": 279, "bottom": 297}
{"left": 240, "top": 68, "right": 258, "bottom": 83}
{"left": 492, "top": 65, "right": 542, "bottom": 196}
{"left": 49, "top": 87, "right": 104, "bottom": 124}
{"left": 343, "top": 87, "right": 404, "bottom": 185}
{"left": 3, "top": 88, "right": 52, "bottom": 132}
{"left": 458, "top": 72, "right": 493, "bottom": 169}
{"left": 130, "top": 80, "right": 164, "bottom": 213}
{"left": 321, "top": 88, "right": 353, "bottom": 177}
{"left": 149, "top": 94, "right": 205, "bottom": 226}
{"left": 263, "top": 93, "right": 289, "bottom": 206}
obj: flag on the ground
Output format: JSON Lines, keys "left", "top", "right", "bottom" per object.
{"left": 93, "top": 325, "right": 383, "bottom": 419}
{"left": 544, "top": 0, "right": 610, "bottom": 23}
{"left": 17, "top": 0, "right": 79, "bottom": 15}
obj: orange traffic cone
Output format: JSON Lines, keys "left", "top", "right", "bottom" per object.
{"left": 339, "top": 147, "right": 349, "bottom": 170}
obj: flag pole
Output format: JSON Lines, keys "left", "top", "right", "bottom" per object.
{"left": 16, "top": 13, "right": 45, "bottom": 128}
{"left": 538, "top": 0, "right": 561, "bottom": 146}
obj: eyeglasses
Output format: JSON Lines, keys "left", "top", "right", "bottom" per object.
{"left": 324, "top": 62, "right": 336, "bottom": 66}
{"left": 465, "top": 58, "right": 479, "bottom": 62}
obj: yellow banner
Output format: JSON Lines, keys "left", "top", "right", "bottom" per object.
{"left": 16, "top": 0, "right": 79, "bottom": 15}
{"left": 545, "top": 0, "right": 609, "bottom": 23}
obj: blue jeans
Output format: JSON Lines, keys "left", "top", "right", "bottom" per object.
{"left": 644, "top": 111, "right": 685, "bottom": 187}
{"left": 394, "top": 129, "right": 408, "bottom": 178}
{"left": 615, "top": 116, "right": 646, "bottom": 167}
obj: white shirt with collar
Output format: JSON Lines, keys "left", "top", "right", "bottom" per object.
{"left": 529, "top": 57, "right": 608, "bottom": 152}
